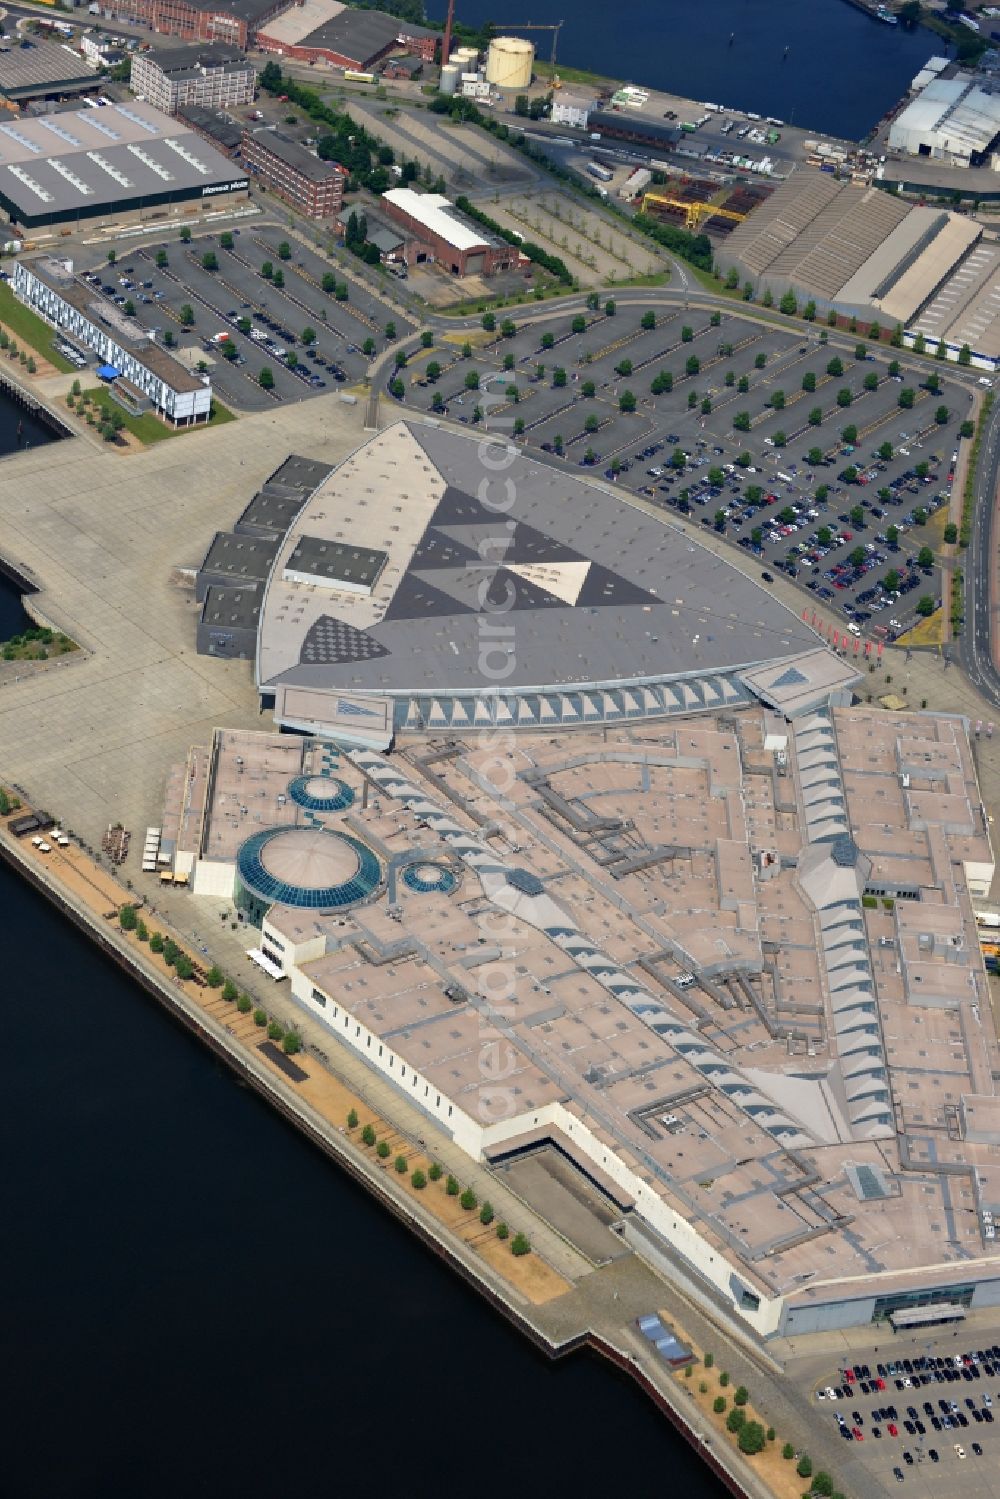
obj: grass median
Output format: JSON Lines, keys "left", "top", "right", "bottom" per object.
{"left": 80, "top": 386, "right": 235, "bottom": 445}
{"left": 0, "top": 281, "right": 75, "bottom": 373}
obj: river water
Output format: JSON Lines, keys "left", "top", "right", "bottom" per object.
{"left": 452, "top": 0, "right": 944, "bottom": 140}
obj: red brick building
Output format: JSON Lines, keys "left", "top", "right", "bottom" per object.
{"left": 380, "top": 188, "right": 520, "bottom": 278}
{"left": 93, "top": 0, "right": 289, "bottom": 49}
{"left": 256, "top": 7, "right": 436, "bottom": 68}
{"left": 242, "top": 127, "right": 346, "bottom": 219}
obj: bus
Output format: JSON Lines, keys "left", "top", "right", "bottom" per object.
{"left": 343, "top": 70, "right": 376, "bottom": 84}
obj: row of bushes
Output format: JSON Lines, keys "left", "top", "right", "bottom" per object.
{"left": 347, "top": 1108, "right": 530, "bottom": 1255}
{"left": 453, "top": 195, "right": 572, "bottom": 285}
{"left": 694, "top": 1352, "right": 843, "bottom": 1495}
{"left": 960, "top": 391, "right": 993, "bottom": 549}
{"left": 118, "top": 904, "right": 301, "bottom": 1053}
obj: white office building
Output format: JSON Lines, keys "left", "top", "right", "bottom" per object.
{"left": 13, "top": 255, "right": 211, "bottom": 425}
{"left": 550, "top": 91, "right": 595, "bottom": 129}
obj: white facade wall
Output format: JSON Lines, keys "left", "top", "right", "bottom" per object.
{"left": 289, "top": 956, "right": 782, "bottom": 1334}
{"left": 131, "top": 53, "right": 255, "bottom": 115}
{"left": 13, "top": 261, "right": 212, "bottom": 422}
{"left": 551, "top": 97, "right": 592, "bottom": 129}
{"left": 260, "top": 915, "right": 325, "bottom": 970}
{"left": 191, "top": 857, "right": 235, "bottom": 898}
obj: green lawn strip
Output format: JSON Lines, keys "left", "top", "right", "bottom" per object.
{"left": 0, "top": 282, "right": 74, "bottom": 373}
{"left": 81, "top": 386, "right": 235, "bottom": 444}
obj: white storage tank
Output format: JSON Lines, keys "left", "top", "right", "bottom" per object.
{"left": 485, "top": 35, "right": 534, "bottom": 90}
{"left": 439, "top": 62, "right": 460, "bottom": 95}
{"left": 455, "top": 45, "right": 479, "bottom": 67}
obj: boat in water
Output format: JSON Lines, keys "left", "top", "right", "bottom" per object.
{"left": 875, "top": 4, "right": 899, "bottom": 23}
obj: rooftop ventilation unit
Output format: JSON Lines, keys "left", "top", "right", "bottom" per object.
{"left": 50, "top": 160, "right": 94, "bottom": 196}
{"left": 38, "top": 118, "right": 80, "bottom": 147}
{"left": 115, "top": 104, "right": 158, "bottom": 133}
{"left": 162, "top": 136, "right": 209, "bottom": 175}
{"left": 84, "top": 113, "right": 121, "bottom": 141}
{"left": 0, "top": 125, "right": 39, "bottom": 153}
{"left": 6, "top": 165, "right": 52, "bottom": 202}
{"left": 126, "top": 144, "right": 172, "bottom": 180}
{"left": 86, "top": 151, "right": 132, "bottom": 188}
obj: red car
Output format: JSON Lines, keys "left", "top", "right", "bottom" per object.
{"left": 853, "top": 1428, "right": 864, "bottom": 1441}
{"left": 876, "top": 1377, "right": 886, "bottom": 1390}
{"left": 844, "top": 1369, "right": 855, "bottom": 1382}
{"left": 888, "top": 1423, "right": 898, "bottom": 1437}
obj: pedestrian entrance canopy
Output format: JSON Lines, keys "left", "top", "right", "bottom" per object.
{"left": 97, "top": 365, "right": 121, "bottom": 380}
{"left": 247, "top": 948, "right": 284, "bottom": 980}
{"left": 890, "top": 1303, "right": 967, "bottom": 1330}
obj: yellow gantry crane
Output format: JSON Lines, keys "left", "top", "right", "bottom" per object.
{"left": 640, "top": 192, "right": 748, "bottom": 232}
{"left": 506, "top": 19, "right": 565, "bottom": 66}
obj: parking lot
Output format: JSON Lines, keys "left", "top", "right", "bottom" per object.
{"left": 81, "top": 229, "right": 413, "bottom": 413}
{"left": 814, "top": 1344, "right": 1000, "bottom": 1495}
{"left": 392, "top": 304, "right": 975, "bottom": 642}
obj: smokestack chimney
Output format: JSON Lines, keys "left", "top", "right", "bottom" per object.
{"left": 442, "top": 0, "right": 455, "bottom": 70}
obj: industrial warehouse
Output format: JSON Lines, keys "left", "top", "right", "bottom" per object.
{"left": 722, "top": 169, "right": 1000, "bottom": 368}
{"left": 169, "top": 423, "right": 1000, "bottom": 1341}
{"left": 0, "top": 99, "right": 248, "bottom": 230}
{"left": 255, "top": 0, "right": 436, "bottom": 68}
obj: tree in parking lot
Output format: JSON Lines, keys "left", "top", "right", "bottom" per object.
{"left": 552, "top": 367, "right": 567, "bottom": 388}
{"left": 736, "top": 451, "right": 751, "bottom": 468}
{"left": 651, "top": 372, "right": 672, "bottom": 395}
{"left": 237, "top": 318, "right": 251, "bottom": 335}
{"left": 886, "top": 524, "right": 899, "bottom": 545}
{"left": 220, "top": 232, "right": 233, "bottom": 251}
{"left": 733, "top": 411, "right": 751, "bottom": 432}
{"left": 751, "top": 526, "right": 763, "bottom": 548}
{"left": 582, "top": 379, "right": 596, "bottom": 398}
{"left": 604, "top": 300, "right": 616, "bottom": 317}
{"left": 826, "top": 356, "right": 843, "bottom": 378}
{"left": 754, "top": 352, "right": 767, "bottom": 369}
{"left": 849, "top": 546, "right": 866, "bottom": 570}
{"left": 917, "top": 546, "right": 934, "bottom": 568}
{"left": 273, "top": 270, "right": 284, "bottom": 289}
{"left": 641, "top": 310, "right": 656, "bottom": 330}
{"left": 915, "top": 460, "right": 930, "bottom": 480}
{"left": 811, "top": 1473, "right": 834, "bottom": 1497}
{"left": 773, "top": 431, "right": 786, "bottom": 447}
{"left": 687, "top": 391, "right": 698, "bottom": 410}
{"left": 708, "top": 467, "right": 725, "bottom": 486}
{"left": 259, "top": 367, "right": 274, "bottom": 390}
{"left": 619, "top": 390, "right": 636, "bottom": 413}
{"left": 818, "top": 527, "right": 832, "bottom": 546}
{"left": 863, "top": 372, "right": 878, "bottom": 391}
{"left": 388, "top": 377, "right": 404, "bottom": 398}
{"left": 836, "top": 388, "right": 852, "bottom": 408}
{"left": 917, "top": 595, "right": 936, "bottom": 617}
{"left": 925, "top": 370, "right": 941, "bottom": 394}
{"left": 796, "top": 1456, "right": 812, "bottom": 1480}
{"left": 179, "top": 304, "right": 195, "bottom": 326}
{"left": 770, "top": 389, "right": 785, "bottom": 410}
{"left": 701, "top": 398, "right": 712, "bottom": 414}
{"left": 888, "top": 359, "right": 901, "bottom": 378}
{"left": 686, "top": 354, "right": 700, "bottom": 376}
{"left": 935, "top": 404, "right": 949, "bottom": 424}
{"left": 615, "top": 357, "right": 633, "bottom": 377}
{"left": 842, "top": 466, "right": 858, "bottom": 484}
{"left": 898, "top": 387, "right": 915, "bottom": 409}
{"left": 432, "top": 390, "right": 444, "bottom": 412}
{"left": 850, "top": 504, "right": 864, "bottom": 525}
{"left": 781, "top": 1443, "right": 795, "bottom": 1461}
{"left": 584, "top": 414, "right": 600, "bottom": 434}
{"left": 803, "top": 299, "right": 816, "bottom": 322}
{"left": 884, "top": 569, "right": 901, "bottom": 593}
{"left": 854, "top": 343, "right": 866, "bottom": 361}
{"left": 573, "top": 314, "right": 588, "bottom": 333}
{"left": 425, "top": 360, "right": 441, "bottom": 382}
{"left": 220, "top": 340, "right": 237, "bottom": 361}
{"left": 285, "top": 350, "right": 297, "bottom": 370}
{"left": 808, "top": 407, "right": 822, "bottom": 427}
{"left": 944, "top": 522, "right": 958, "bottom": 544}
{"left": 960, "top": 418, "right": 975, "bottom": 439}
{"left": 841, "top": 424, "right": 857, "bottom": 445}
{"left": 301, "top": 327, "right": 317, "bottom": 345}
{"left": 124, "top": 299, "right": 135, "bottom": 317}
{"left": 802, "top": 371, "right": 816, "bottom": 393}
{"left": 745, "top": 486, "right": 763, "bottom": 506}
{"left": 681, "top": 325, "right": 694, "bottom": 343}
{"left": 879, "top": 441, "right": 893, "bottom": 460}
{"left": 394, "top": 349, "right": 408, "bottom": 370}
{"left": 724, "top": 370, "right": 735, "bottom": 387}
{"left": 737, "top": 375, "right": 749, "bottom": 393}
{"left": 816, "top": 484, "right": 830, "bottom": 503}
{"left": 808, "top": 448, "right": 824, "bottom": 467}
{"left": 155, "top": 250, "right": 169, "bottom": 269}
{"left": 277, "top": 241, "right": 291, "bottom": 261}
{"left": 714, "top": 510, "right": 727, "bottom": 531}
{"left": 201, "top": 251, "right": 218, "bottom": 273}
{"left": 163, "top": 330, "right": 175, "bottom": 348}
{"left": 500, "top": 319, "right": 516, "bottom": 338}
{"left": 779, "top": 291, "right": 797, "bottom": 316}
{"left": 540, "top": 331, "right": 555, "bottom": 350}
{"left": 179, "top": 227, "right": 191, "bottom": 244}
{"left": 761, "top": 287, "right": 773, "bottom": 309}
{"left": 670, "top": 448, "right": 687, "bottom": 471}
{"left": 106, "top": 249, "right": 116, "bottom": 265}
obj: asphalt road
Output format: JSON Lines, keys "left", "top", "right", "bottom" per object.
{"left": 957, "top": 399, "right": 1000, "bottom": 706}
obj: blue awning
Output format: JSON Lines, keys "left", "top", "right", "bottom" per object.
{"left": 97, "top": 365, "right": 120, "bottom": 380}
